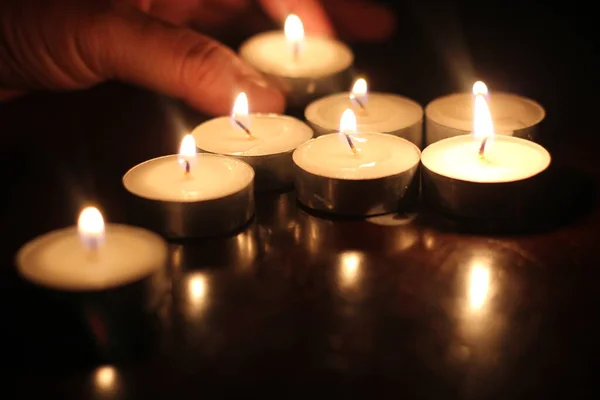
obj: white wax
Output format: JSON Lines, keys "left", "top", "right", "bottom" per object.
{"left": 123, "top": 154, "right": 254, "bottom": 202}
{"left": 16, "top": 225, "right": 167, "bottom": 291}
{"left": 239, "top": 31, "right": 353, "bottom": 78}
{"left": 191, "top": 114, "right": 313, "bottom": 156}
{"left": 305, "top": 92, "right": 423, "bottom": 133}
{"left": 421, "top": 135, "right": 551, "bottom": 183}
{"left": 293, "top": 133, "right": 420, "bottom": 180}
{"left": 426, "top": 92, "right": 545, "bottom": 133}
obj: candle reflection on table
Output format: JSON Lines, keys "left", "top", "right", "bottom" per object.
{"left": 468, "top": 263, "right": 491, "bottom": 311}
{"left": 186, "top": 272, "right": 209, "bottom": 313}
{"left": 338, "top": 251, "right": 363, "bottom": 291}
{"left": 93, "top": 365, "right": 119, "bottom": 395}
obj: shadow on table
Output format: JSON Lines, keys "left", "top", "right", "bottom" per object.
{"left": 417, "top": 167, "right": 596, "bottom": 235}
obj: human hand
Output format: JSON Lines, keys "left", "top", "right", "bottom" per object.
{"left": 0, "top": 0, "right": 395, "bottom": 115}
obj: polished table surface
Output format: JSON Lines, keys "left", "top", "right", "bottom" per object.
{"left": 2, "top": 5, "right": 600, "bottom": 398}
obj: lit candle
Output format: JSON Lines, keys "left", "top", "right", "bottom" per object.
{"left": 192, "top": 92, "right": 313, "bottom": 191}
{"left": 239, "top": 14, "right": 354, "bottom": 108}
{"left": 16, "top": 206, "right": 167, "bottom": 291}
{"left": 305, "top": 78, "right": 423, "bottom": 147}
{"left": 123, "top": 135, "right": 254, "bottom": 238}
{"left": 421, "top": 87, "right": 551, "bottom": 219}
{"left": 425, "top": 81, "right": 545, "bottom": 146}
{"left": 293, "top": 109, "right": 420, "bottom": 216}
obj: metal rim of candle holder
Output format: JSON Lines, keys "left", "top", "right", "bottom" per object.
{"left": 122, "top": 156, "right": 255, "bottom": 239}
{"left": 424, "top": 93, "right": 546, "bottom": 146}
{"left": 421, "top": 164, "right": 552, "bottom": 221}
{"left": 195, "top": 114, "right": 314, "bottom": 192}
{"left": 293, "top": 138, "right": 421, "bottom": 216}
{"left": 239, "top": 33, "right": 354, "bottom": 109}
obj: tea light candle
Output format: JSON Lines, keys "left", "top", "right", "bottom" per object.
{"left": 293, "top": 109, "right": 420, "bottom": 216}
{"left": 123, "top": 135, "right": 254, "bottom": 238}
{"left": 239, "top": 14, "right": 353, "bottom": 108}
{"left": 16, "top": 206, "right": 170, "bottom": 361}
{"left": 16, "top": 207, "right": 167, "bottom": 291}
{"left": 425, "top": 81, "right": 545, "bottom": 145}
{"left": 192, "top": 92, "right": 313, "bottom": 191}
{"left": 421, "top": 85, "right": 551, "bottom": 219}
{"left": 305, "top": 78, "right": 423, "bottom": 147}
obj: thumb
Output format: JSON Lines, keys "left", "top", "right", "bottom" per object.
{"left": 90, "top": 6, "right": 284, "bottom": 115}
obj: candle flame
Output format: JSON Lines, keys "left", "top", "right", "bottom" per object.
{"left": 472, "top": 81, "right": 488, "bottom": 96}
{"left": 178, "top": 134, "right": 197, "bottom": 173}
{"left": 340, "top": 108, "right": 357, "bottom": 134}
{"left": 469, "top": 263, "right": 490, "bottom": 310}
{"left": 350, "top": 78, "right": 368, "bottom": 108}
{"left": 78, "top": 206, "right": 105, "bottom": 250}
{"left": 339, "top": 108, "right": 359, "bottom": 155}
{"left": 230, "top": 92, "right": 253, "bottom": 136}
{"left": 284, "top": 14, "right": 304, "bottom": 42}
{"left": 473, "top": 81, "right": 494, "bottom": 155}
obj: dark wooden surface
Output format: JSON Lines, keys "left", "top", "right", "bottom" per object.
{"left": 1, "top": 2, "right": 599, "bottom": 398}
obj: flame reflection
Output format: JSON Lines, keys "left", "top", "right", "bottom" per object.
{"left": 468, "top": 263, "right": 490, "bottom": 311}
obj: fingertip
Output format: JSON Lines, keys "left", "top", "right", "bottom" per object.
{"left": 241, "top": 77, "right": 286, "bottom": 114}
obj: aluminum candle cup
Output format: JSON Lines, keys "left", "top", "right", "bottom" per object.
{"left": 192, "top": 110, "right": 313, "bottom": 191}
{"left": 239, "top": 15, "right": 353, "bottom": 108}
{"left": 305, "top": 79, "right": 424, "bottom": 147}
{"left": 123, "top": 152, "right": 254, "bottom": 239}
{"left": 425, "top": 91, "right": 545, "bottom": 146}
{"left": 293, "top": 132, "right": 421, "bottom": 216}
{"left": 421, "top": 135, "right": 551, "bottom": 219}
{"left": 15, "top": 207, "right": 169, "bottom": 361}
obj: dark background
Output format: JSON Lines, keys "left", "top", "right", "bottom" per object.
{"left": 1, "top": 0, "right": 599, "bottom": 398}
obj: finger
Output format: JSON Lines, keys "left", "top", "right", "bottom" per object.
{"left": 89, "top": 7, "right": 284, "bottom": 115}
{"left": 258, "top": 0, "right": 335, "bottom": 37}
{"left": 322, "top": 0, "right": 396, "bottom": 41}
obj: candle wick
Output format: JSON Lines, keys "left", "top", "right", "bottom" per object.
{"left": 293, "top": 42, "right": 299, "bottom": 62}
{"left": 345, "top": 133, "right": 358, "bottom": 155}
{"left": 353, "top": 96, "right": 366, "bottom": 110}
{"left": 184, "top": 159, "right": 191, "bottom": 175}
{"left": 478, "top": 136, "right": 489, "bottom": 159}
{"left": 234, "top": 119, "right": 253, "bottom": 137}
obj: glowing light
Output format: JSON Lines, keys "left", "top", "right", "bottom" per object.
{"left": 94, "top": 366, "right": 116, "bottom": 391}
{"left": 350, "top": 78, "right": 368, "bottom": 108}
{"left": 469, "top": 263, "right": 490, "bottom": 310}
{"left": 284, "top": 14, "right": 304, "bottom": 42}
{"left": 230, "top": 92, "right": 252, "bottom": 135}
{"left": 178, "top": 134, "right": 197, "bottom": 173}
{"left": 188, "top": 274, "right": 206, "bottom": 303}
{"left": 472, "top": 81, "right": 488, "bottom": 96}
{"left": 78, "top": 206, "right": 105, "bottom": 249}
{"left": 339, "top": 251, "right": 362, "bottom": 288}
{"left": 473, "top": 81, "right": 494, "bottom": 140}
{"left": 339, "top": 108, "right": 357, "bottom": 134}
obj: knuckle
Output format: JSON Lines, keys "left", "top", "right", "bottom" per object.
{"left": 176, "top": 34, "right": 230, "bottom": 99}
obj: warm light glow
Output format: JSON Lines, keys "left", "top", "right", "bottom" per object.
{"left": 472, "top": 81, "right": 494, "bottom": 142}
{"left": 78, "top": 206, "right": 105, "bottom": 249}
{"left": 232, "top": 92, "right": 249, "bottom": 116}
{"left": 178, "top": 134, "right": 197, "bottom": 172}
{"left": 94, "top": 366, "right": 116, "bottom": 391}
{"left": 231, "top": 92, "right": 251, "bottom": 133}
{"left": 284, "top": 14, "right": 304, "bottom": 42}
{"left": 350, "top": 78, "right": 368, "bottom": 107}
{"left": 472, "top": 81, "right": 488, "bottom": 96}
{"left": 188, "top": 274, "right": 206, "bottom": 303}
{"left": 339, "top": 108, "right": 357, "bottom": 134}
{"left": 339, "top": 251, "right": 362, "bottom": 288}
{"left": 469, "top": 264, "right": 490, "bottom": 310}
